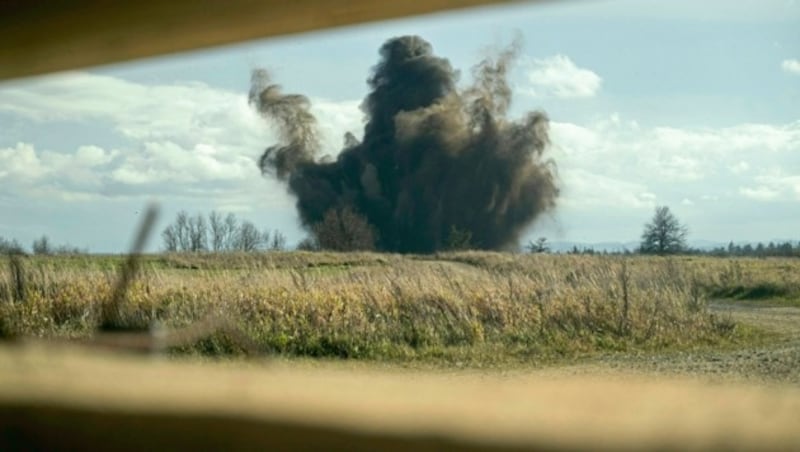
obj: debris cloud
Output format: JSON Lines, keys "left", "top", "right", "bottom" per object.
{"left": 251, "top": 36, "right": 558, "bottom": 252}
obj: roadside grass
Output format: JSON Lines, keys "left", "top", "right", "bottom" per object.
{"left": 711, "top": 290, "right": 800, "bottom": 308}
{"left": 695, "top": 258, "right": 800, "bottom": 308}
{"left": 0, "top": 253, "right": 793, "bottom": 366}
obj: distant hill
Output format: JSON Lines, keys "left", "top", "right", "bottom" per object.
{"left": 542, "top": 239, "right": 798, "bottom": 253}
{"left": 547, "top": 241, "right": 639, "bottom": 253}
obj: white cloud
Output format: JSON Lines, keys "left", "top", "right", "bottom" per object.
{"left": 729, "top": 161, "right": 750, "bottom": 174}
{"left": 74, "top": 145, "right": 114, "bottom": 167}
{"left": 0, "top": 72, "right": 363, "bottom": 203}
{"left": 560, "top": 168, "right": 657, "bottom": 210}
{"left": 742, "top": 169, "right": 800, "bottom": 201}
{"left": 661, "top": 155, "right": 704, "bottom": 181}
{"left": 650, "top": 123, "right": 799, "bottom": 154}
{"left": 740, "top": 186, "right": 781, "bottom": 201}
{"left": 782, "top": 58, "right": 800, "bottom": 75}
{"left": 309, "top": 98, "right": 363, "bottom": 157}
{"left": 550, "top": 115, "right": 800, "bottom": 210}
{"left": 0, "top": 142, "right": 109, "bottom": 200}
{"left": 0, "top": 142, "right": 48, "bottom": 180}
{"left": 522, "top": 55, "right": 602, "bottom": 98}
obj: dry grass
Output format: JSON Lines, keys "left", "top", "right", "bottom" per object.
{"left": 1, "top": 252, "right": 788, "bottom": 363}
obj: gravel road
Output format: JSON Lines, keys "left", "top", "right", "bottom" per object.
{"left": 535, "top": 301, "right": 800, "bottom": 385}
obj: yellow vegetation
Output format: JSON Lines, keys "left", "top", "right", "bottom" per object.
{"left": 2, "top": 252, "right": 794, "bottom": 363}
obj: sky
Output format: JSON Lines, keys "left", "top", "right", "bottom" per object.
{"left": 1, "top": 0, "right": 798, "bottom": 252}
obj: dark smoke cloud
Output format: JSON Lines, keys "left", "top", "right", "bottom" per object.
{"left": 251, "top": 36, "right": 558, "bottom": 253}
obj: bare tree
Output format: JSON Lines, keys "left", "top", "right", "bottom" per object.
{"left": 296, "top": 236, "right": 320, "bottom": 251}
{"left": 236, "top": 221, "right": 263, "bottom": 252}
{"left": 161, "top": 225, "right": 178, "bottom": 252}
{"left": 446, "top": 225, "right": 473, "bottom": 251}
{"left": 161, "top": 210, "right": 283, "bottom": 253}
{"left": 313, "top": 206, "right": 376, "bottom": 251}
{"left": 269, "top": 230, "right": 287, "bottom": 251}
{"left": 260, "top": 229, "right": 271, "bottom": 250}
{"left": 640, "top": 206, "right": 688, "bottom": 255}
{"left": 208, "top": 211, "right": 226, "bottom": 252}
{"left": 32, "top": 235, "right": 51, "bottom": 255}
{"left": 0, "top": 236, "right": 25, "bottom": 255}
{"left": 188, "top": 213, "right": 208, "bottom": 252}
{"left": 175, "top": 211, "right": 191, "bottom": 251}
{"left": 526, "top": 237, "right": 549, "bottom": 253}
{"left": 223, "top": 213, "right": 239, "bottom": 251}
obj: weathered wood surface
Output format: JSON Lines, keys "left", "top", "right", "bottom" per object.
{"left": 0, "top": 0, "right": 522, "bottom": 80}
{"left": 1, "top": 344, "right": 799, "bottom": 451}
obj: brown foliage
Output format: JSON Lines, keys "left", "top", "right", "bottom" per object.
{"left": 313, "top": 207, "right": 377, "bottom": 252}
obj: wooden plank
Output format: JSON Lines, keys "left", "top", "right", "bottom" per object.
{"left": 0, "top": 0, "right": 521, "bottom": 81}
{"left": 1, "top": 344, "right": 800, "bottom": 451}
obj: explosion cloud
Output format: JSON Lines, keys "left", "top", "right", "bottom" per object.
{"left": 251, "top": 36, "right": 558, "bottom": 253}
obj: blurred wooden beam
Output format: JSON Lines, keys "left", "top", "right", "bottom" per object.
{"left": 0, "top": 0, "right": 521, "bottom": 81}
{"left": 2, "top": 346, "right": 800, "bottom": 451}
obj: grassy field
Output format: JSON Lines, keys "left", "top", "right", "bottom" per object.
{"left": 2, "top": 252, "right": 796, "bottom": 365}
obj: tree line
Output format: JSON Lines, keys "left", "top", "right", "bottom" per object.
{"left": 0, "top": 235, "right": 85, "bottom": 256}
{"left": 557, "top": 242, "right": 800, "bottom": 258}
{"left": 634, "top": 206, "right": 799, "bottom": 257}
{"left": 161, "top": 211, "right": 287, "bottom": 252}
{"left": 530, "top": 206, "right": 799, "bottom": 258}
{"left": 2, "top": 205, "right": 797, "bottom": 257}
{"left": 703, "top": 241, "right": 799, "bottom": 258}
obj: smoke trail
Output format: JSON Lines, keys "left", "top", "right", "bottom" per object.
{"left": 251, "top": 36, "right": 558, "bottom": 253}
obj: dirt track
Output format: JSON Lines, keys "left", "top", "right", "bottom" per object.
{"left": 522, "top": 302, "right": 800, "bottom": 384}
{"left": 414, "top": 259, "right": 800, "bottom": 384}
{"left": 592, "top": 301, "right": 800, "bottom": 384}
